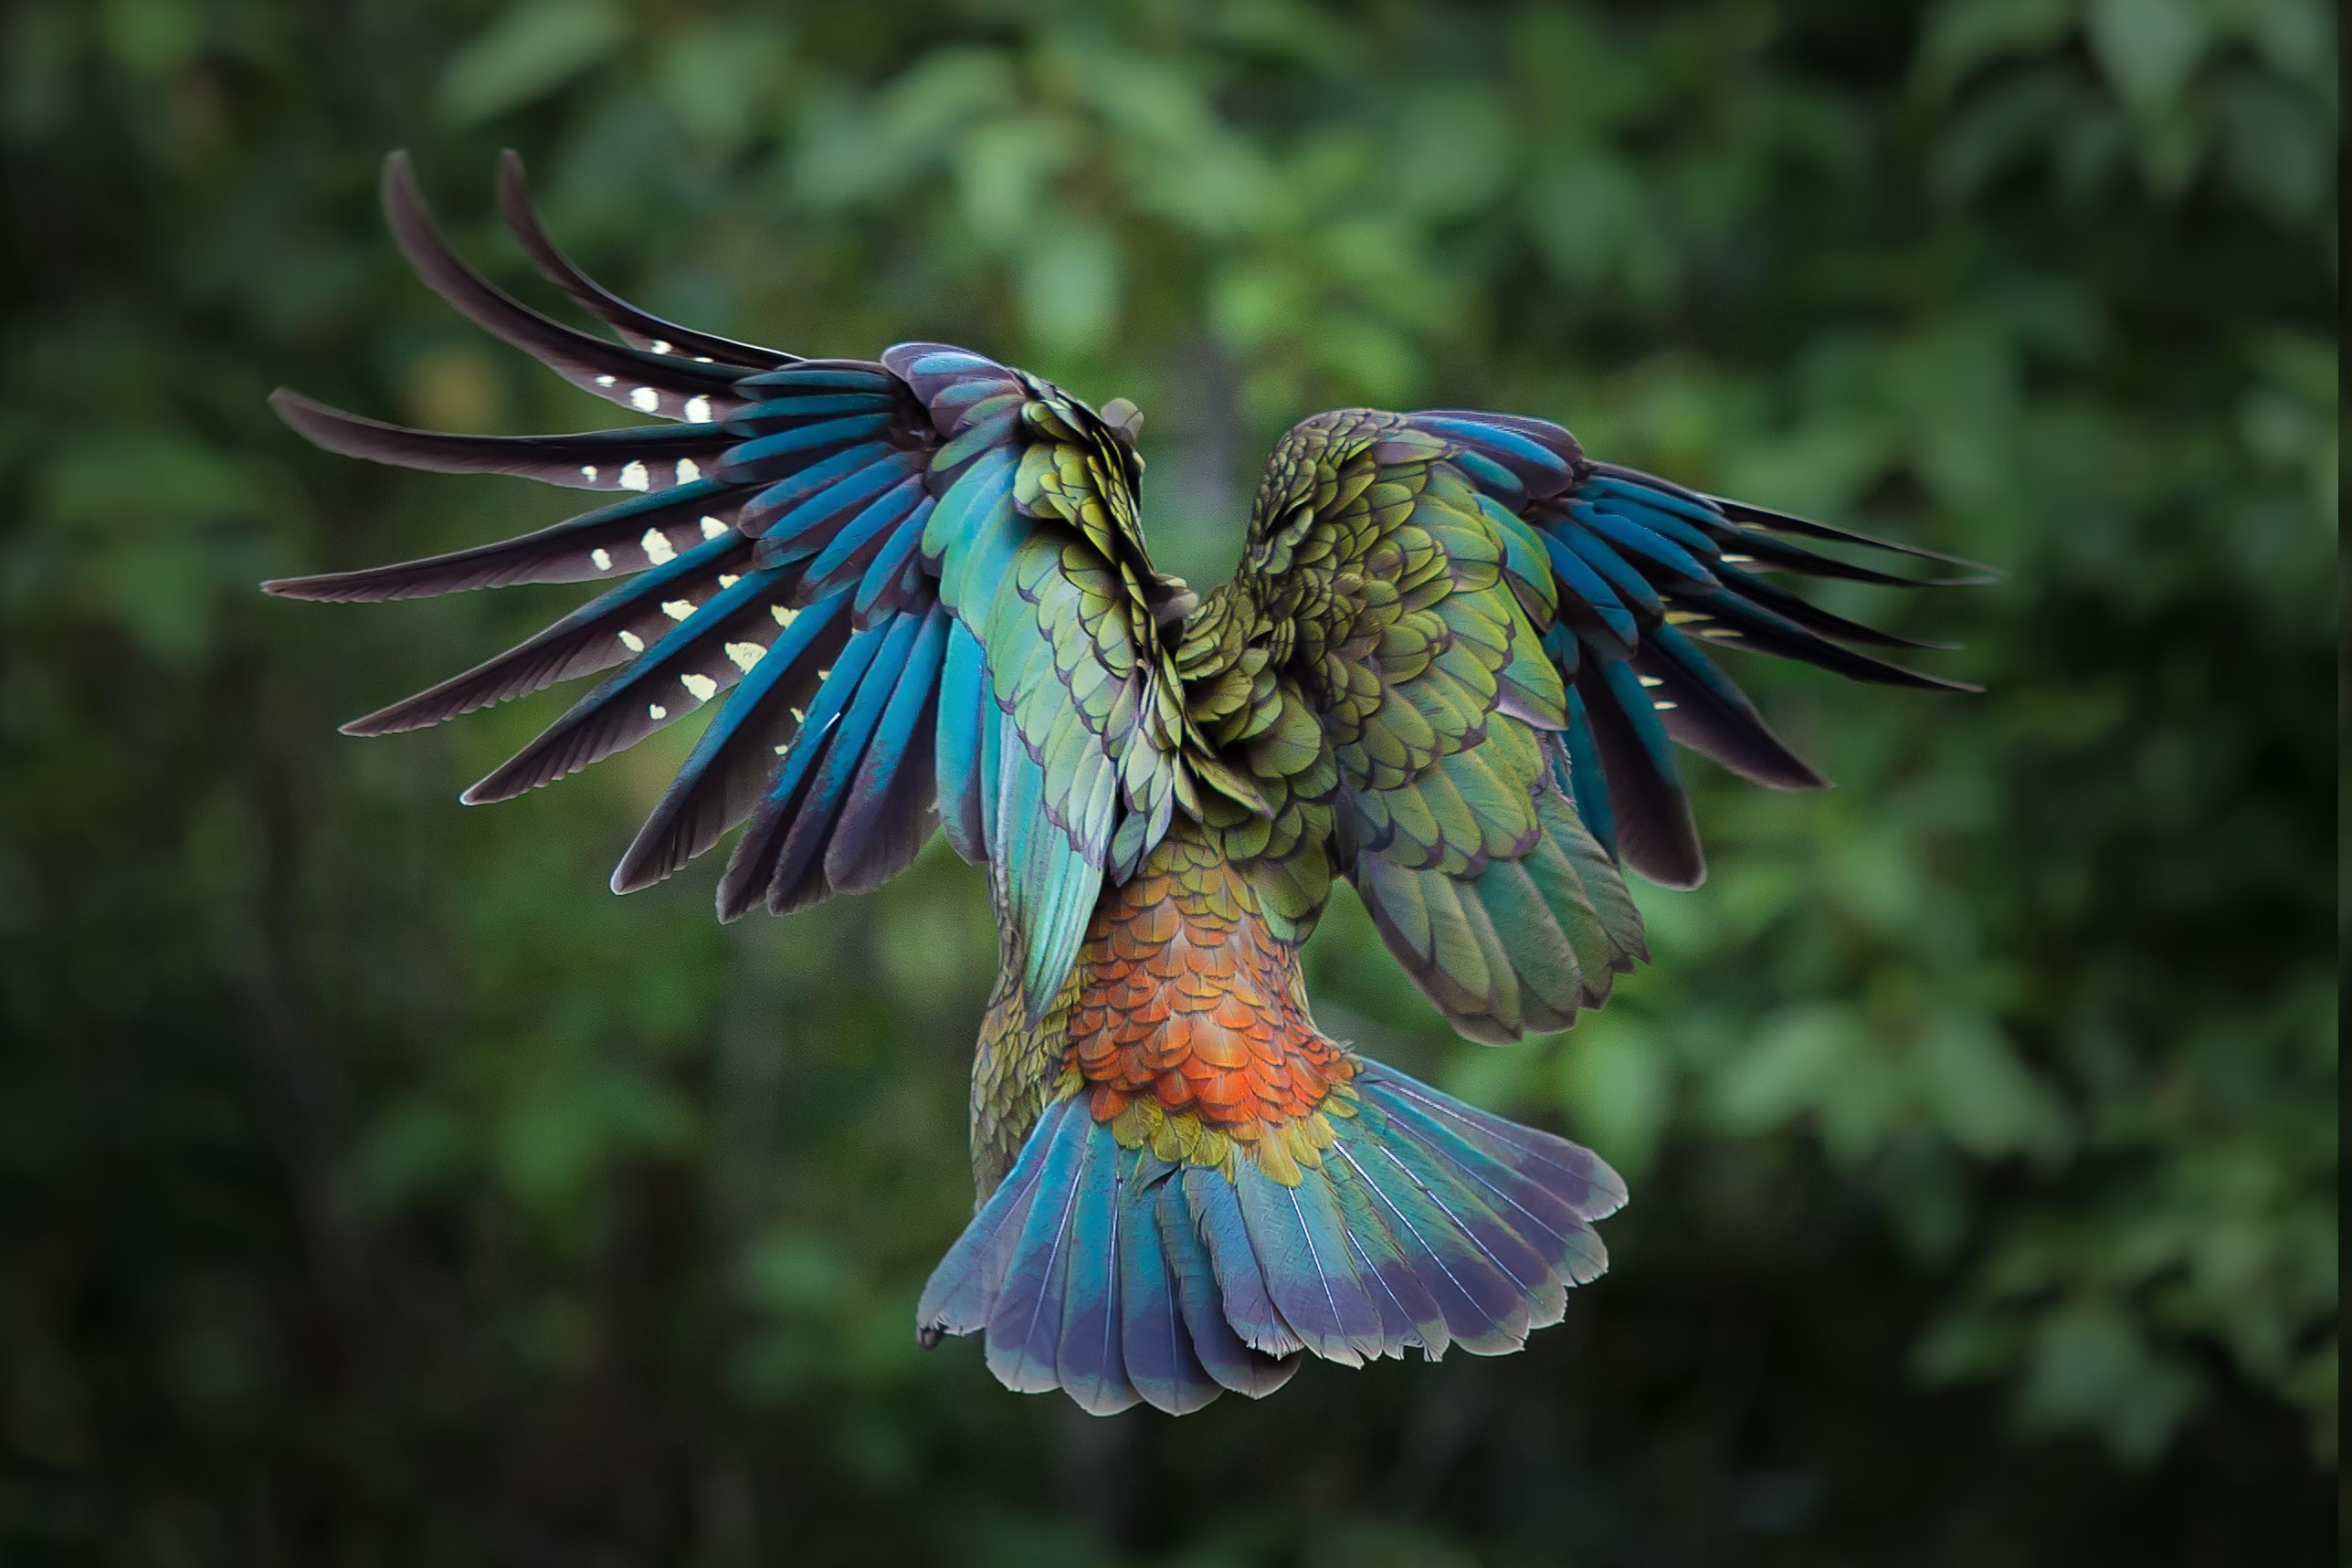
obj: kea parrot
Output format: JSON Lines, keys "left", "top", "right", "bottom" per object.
{"left": 268, "top": 153, "right": 1981, "bottom": 1415}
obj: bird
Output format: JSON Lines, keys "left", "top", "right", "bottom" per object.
{"left": 267, "top": 152, "right": 1983, "bottom": 1415}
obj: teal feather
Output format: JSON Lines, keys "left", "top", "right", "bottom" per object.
{"left": 1117, "top": 1163, "right": 1222, "bottom": 1413}
{"left": 1234, "top": 1162, "right": 1386, "bottom": 1363}
{"left": 613, "top": 589, "right": 856, "bottom": 894}
{"left": 917, "top": 1096, "right": 1073, "bottom": 1335}
{"left": 1560, "top": 526, "right": 1663, "bottom": 616}
{"left": 1053, "top": 1119, "right": 1141, "bottom": 1415}
{"left": 983, "top": 1100, "right": 1092, "bottom": 1394}
{"left": 1182, "top": 1169, "right": 1304, "bottom": 1360}
{"left": 934, "top": 622, "right": 990, "bottom": 863}
{"left": 1161, "top": 1179, "right": 1301, "bottom": 1396}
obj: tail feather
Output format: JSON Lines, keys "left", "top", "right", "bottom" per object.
{"left": 1183, "top": 1167, "right": 1308, "bottom": 1360}
{"left": 1052, "top": 1122, "right": 1142, "bottom": 1415}
{"left": 1235, "top": 1163, "right": 1385, "bottom": 1365}
{"left": 1155, "top": 1180, "right": 1301, "bottom": 1400}
{"left": 1365, "top": 1121, "right": 1566, "bottom": 1334}
{"left": 915, "top": 1098, "right": 1071, "bottom": 1341}
{"left": 1325, "top": 1136, "right": 1530, "bottom": 1353}
{"left": 918, "top": 1059, "right": 1621, "bottom": 1413}
{"left": 980, "top": 1108, "right": 1092, "bottom": 1396}
{"left": 1328, "top": 1157, "right": 1453, "bottom": 1357}
{"left": 1118, "top": 1178, "right": 1223, "bottom": 1415}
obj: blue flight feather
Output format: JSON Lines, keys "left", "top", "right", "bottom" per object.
{"left": 801, "top": 474, "right": 927, "bottom": 589}
{"left": 1539, "top": 525, "right": 1638, "bottom": 648}
{"left": 1561, "top": 526, "right": 1664, "bottom": 616}
{"left": 736, "top": 365, "right": 896, "bottom": 393}
{"left": 1556, "top": 699, "right": 1617, "bottom": 860}
{"left": 1570, "top": 501, "right": 1719, "bottom": 588}
{"left": 718, "top": 412, "right": 896, "bottom": 479}
{"left": 763, "top": 610, "right": 923, "bottom": 905}
{"left": 751, "top": 451, "right": 919, "bottom": 556}
{"left": 934, "top": 622, "right": 990, "bottom": 864}
{"left": 853, "top": 507, "right": 933, "bottom": 621}
{"left": 737, "top": 445, "right": 895, "bottom": 532}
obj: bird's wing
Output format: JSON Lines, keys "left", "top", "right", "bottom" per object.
{"left": 268, "top": 153, "right": 1197, "bottom": 1016}
{"left": 1225, "top": 408, "right": 1978, "bottom": 1044}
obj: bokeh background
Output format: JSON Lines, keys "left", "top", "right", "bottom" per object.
{"left": 1, "top": 1, "right": 2336, "bottom": 1563}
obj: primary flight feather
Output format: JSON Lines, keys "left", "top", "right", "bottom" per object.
{"left": 269, "top": 153, "right": 1981, "bottom": 1415}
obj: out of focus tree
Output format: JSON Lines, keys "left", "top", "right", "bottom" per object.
{"left": 0, "top": 1, "right": 2333, "bottom": 1563}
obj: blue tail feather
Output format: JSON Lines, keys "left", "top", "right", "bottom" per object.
{"left": 1327, "top": 1159, "right": 1451, "bottom": 1357}
{"left": 982, "top": 1107, "right": 1092, "bottom": 1395}
{"left": 1184, "top": 1167, "right": 1307, "bottom": 1359}
{"left": 1052, "top": 1119, "right": 1140, "bottom": 1415}
{"left": 1329, "top": 1135, "right": 1533, "bottom": 1353}
{"left": 917, "top": 1059, "right": 1624, "bottom": 1414}
{"left": 1155, "top": 1179, "right": 1301, "bottom": 1399}
{"left": 915, "top": 1096, "right": 1072, "bottom": 1338}
{"left": 1363, "top": 1107, "right": 1566, "bottom": 1331}
{"left": 1234, "top": 1162, "right": 1383, "bottom": 1364}
{"left": 1117, "top": 1164, "right": 1223, "bottom": 1414}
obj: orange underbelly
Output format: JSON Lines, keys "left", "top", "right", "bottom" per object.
{"left": 1064, "top": 840, "right": 1355, "bottom": 1152}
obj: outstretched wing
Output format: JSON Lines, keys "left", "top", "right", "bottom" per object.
{"left": 1223, "top": 408, "right": 1977, "bottom": 1044}
{"left": 268, "top": 152, "right": 1195, "bottom": 1016}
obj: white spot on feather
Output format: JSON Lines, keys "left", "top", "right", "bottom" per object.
{"left": 617, "top": 629, "right": 644, "bottom": 653}
{"left": 1720, "top": 553, "right": 1753, "bottom": 563}
{"left": 680, "top": 672, "right": 718, "bottom": 703}
{"left": 1637, "top": 675, "right": 1663, "bottom": 688}
{"left": 700, "top": 515, "right": 727, "bottom": 540}
{"left": 580, "top": 465, "right": 599, "bottom": 482}
{"left": 770, "top": 605, "right": 797, "bottom": 627}
{"left": 649, "top": 703, "right": 668, "bottom": 721}
{"left": 724, "top": 641, "right": 764, "bottom": 672}
{"left": 676, "top": 458, "right": 701, "bottom": 484}
{"left": 641, "top": 528, "right": 675, "bottom": 564}
{"left": 590, "top": 548, "right": 612, "bottom": 571}
{"left": 717, "top": 574, "right": 740, "bottom": 589}
{"left": 595, "top": 374, "right": 616, "bottom": 387}
{"left": 649, "top": 340, "right": 673, "bottom": 354}
{"left": 684, "top": 396, "right": 712, "bottom": 423}
{"left": 630, "top": 386, "right": 659, "bottom": 413}
{"left": 1652, "top": 700, "right": 1678, "bottom": 710}
{"left": 618, "top": 460, "right": 650, "bottom": 491}
{"left": 661, "top": 599, "right": 694, "bottom": 622}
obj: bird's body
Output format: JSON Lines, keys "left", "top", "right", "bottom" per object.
{"left": 270, "top": 153, "right": 1978, "bottom": 1415}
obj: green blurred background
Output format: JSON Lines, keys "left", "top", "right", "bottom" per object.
{"left": 0, "top": 0, "right": 2336, "bottom": 1563}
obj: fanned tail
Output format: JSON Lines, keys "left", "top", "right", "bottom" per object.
{"left": 917, "top": 1059, "right": 1623, "bottom": 1415}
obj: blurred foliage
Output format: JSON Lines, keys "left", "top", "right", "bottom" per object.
{"left": 0, "top": 0, "right": 2336, "bottom": 1563}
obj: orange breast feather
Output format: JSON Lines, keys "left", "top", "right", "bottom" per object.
{"left": 1065, "top": 845, "right": 1355, "bottom": 1184}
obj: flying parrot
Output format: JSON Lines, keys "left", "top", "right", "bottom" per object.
{"left": 268, "top": 153, "right": 1979, "bottom": 1415}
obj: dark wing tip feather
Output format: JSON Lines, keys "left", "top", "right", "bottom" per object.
{"left": 268, "top": 387, "right": 518, "bottom": 477}
{"left": 491, "top": 150, "right": 791, "bottom": 372}
{"left": 1707, "top": 495, "right": 2002, "bottom": 583}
